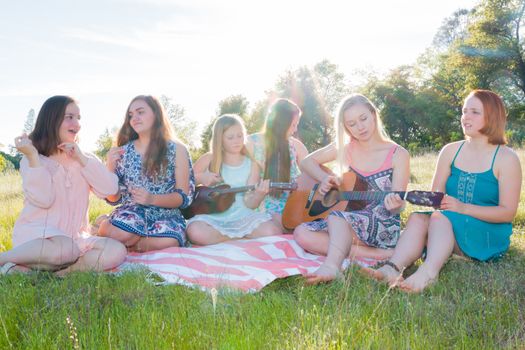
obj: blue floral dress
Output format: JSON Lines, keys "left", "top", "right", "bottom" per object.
{"left": 107, "top": 141, "right": 195, "bottom": 247}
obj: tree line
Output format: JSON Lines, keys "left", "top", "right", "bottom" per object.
{"left": 2, "top": 0, "right": 524, "bottom": 171}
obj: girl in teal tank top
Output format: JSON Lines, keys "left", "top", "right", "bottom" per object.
{"left": 361, "top": 90, "right": 522, "bottom": 293}
{"left": 442, "top": 142, "right": 512, "bottom": 261}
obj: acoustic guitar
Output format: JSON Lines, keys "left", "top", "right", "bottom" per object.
{"left": 182, "top": 182, "right": 297, "bottom": 219}
{"left": 281, "top": 170, "right": 444, "bottom": 230}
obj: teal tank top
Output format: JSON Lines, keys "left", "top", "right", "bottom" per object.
{"left": 442, "top": 142, "right": 512, "bottom": 261}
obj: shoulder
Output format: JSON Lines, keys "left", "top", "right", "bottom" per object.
{"left": 172, "top": 141, "right": 190, "bottom": 160}
{"left": 390, "top": 143, "right": 409, "bottom": 163}
{"left": 495, "top": 145, "right": 521, "bottom": 168}
{"left": 290, "top": 137, "right": 308, "bottom": 153}
{"left": 196, "top": 152, "right": 213, "bottom": 164}
{"left": 441, "top": 141, "right": 463, "bottom": 155}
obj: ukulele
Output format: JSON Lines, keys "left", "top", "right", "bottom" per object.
{"left": 181, "top": 182, "right": 298, "bottom": 219}
{"left": 281, "top": 170, "right": 444, "bottom": 230}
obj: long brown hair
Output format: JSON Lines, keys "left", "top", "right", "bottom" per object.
{"left": 263, "top": 98, "right": 301, "bottom": 194}
{"left": 209, "top": 114, "right": 249, "bottom": 174}
{"left": 29, "top": 95, "right": 76, "bottom": 157}
{"left": 116, "top": 95, "right": 175, "bottom": 177}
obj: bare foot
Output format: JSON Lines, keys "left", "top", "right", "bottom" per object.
{"left": 90, "top": 215, "right": 109, "bottom": 235}
{"left": 398, "top": 266, "right": 437, "bottom": 293}
{"left": 360, "top": 264, "right": 403, "bottom": 287}
{"left": 304, "top": 263, "right": 340, "bottom": 285}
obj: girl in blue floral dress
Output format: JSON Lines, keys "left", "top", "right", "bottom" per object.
{"left": 98, "top": 95, "right": 194, "bottom": 252}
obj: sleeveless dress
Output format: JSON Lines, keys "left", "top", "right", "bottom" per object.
{"left": 107, "top": 141, "right": 195, "bottom": 247}
{"left": 442, "top": 142, "right": 512, "bottom": 261}
{"left": 301, "top": 144, "right": 401, "bottom": 249}
{"left": 249, "top": 133, "right": 301, "bottom": 215}
{"left": 187, "top": 157, "right": 273, "bottom": 238}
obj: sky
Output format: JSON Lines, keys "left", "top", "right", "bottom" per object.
{"left": 0, "top": 0, "right": 478, "bottom": 153}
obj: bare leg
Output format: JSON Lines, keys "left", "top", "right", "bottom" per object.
{"left": 186, "top": 221, "right": 230, "bottom": 246}
{"left": 247, "top": 221, "right": 282, "bottom": 238}
{"left": 0, "top": 236, "right": 80, "bottom": 271}
{"left": 129, "top": 237, "right": 180, "bottom": 252}
{"left": 294, "top": 223, "right": 392, "bottom": 260}
{"left": 361, "top": 213, "right": 430, "bottom": 286}
{"left": 304, "top": 216, "right": 355, "bottom": 285}
{"left": 399, "top": 212, "right": 455, "bottom": 293}
{"left": 56, "top": 238, "right": 127, "bottom": 275}
{"left": 98, "top": 220, "right": 140, "bottom": 247}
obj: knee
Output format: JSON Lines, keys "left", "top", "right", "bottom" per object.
{"left": 186, "top": 223, "right": 208, "bottom": 245}
{"left": 408, "top": 212, "right": 430, "bottom": 226}
{"left": 326, "top": 215, "right": 345, "bottom": 227}
{"left": 97, "top": 219, "right": 111, "bottom": 236}
{"left": 49, "top": 243, "right": 80, "bottom": 267}
{"left": 293, "top": 226, "right": 313, "bottom": 249}
{"left": 267, "top": 222, "right": 282, "bottom": 236}
{"left": 102, "top": 240, "right": 128, "bottom": 268}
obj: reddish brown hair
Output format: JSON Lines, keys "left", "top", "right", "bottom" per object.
{"left": 469, "top": 89, "right": 507, "bottom": 145}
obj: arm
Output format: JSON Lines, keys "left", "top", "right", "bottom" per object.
{"left": 299, "top": 143, "right": 339, "bottom": 195}
{"left": 15, "top": 134, "right": 55, "bottom": 208}
{"left": 384, "top": 146, "right": 410, "bottom": 214}
{"left": 442, "top": 148, "right": 522, "bottom": 223}
{"left": 244, "top": 159, "right": 268, "bottom": 209}
{"left": 156, "top": 143, "right": 193, "bottom": 209}
{"left": 290, "top": 137, "right": 309, "bottom": 164}
{"left": 193, "top": 153, "right": 222, "bottom": 186}
{"left": 430, "top": 143, "right": 456, "bottom": 192}
{"left": 19, "top": 156, "right": 55, "bottom": 208}
{"left": 80, "top": 153, "right": 119, "bottom": 198}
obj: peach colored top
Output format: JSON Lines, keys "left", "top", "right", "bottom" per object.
{"left": 12, "top": 153, "right": 118, "bottom": 249}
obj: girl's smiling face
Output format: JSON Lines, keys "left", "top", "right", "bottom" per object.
{"left": 58, "top": 102, "right": 81, "bottom": 143}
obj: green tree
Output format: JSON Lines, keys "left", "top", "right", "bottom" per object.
{"left": 160, "top": 95, "right": 198, "bottom": 150}
{"left": 199, "top": 95, "right": 250, "bottom": 156}
{"left": 94, "top": 128, "right": 116, "bottom": 160}
{"left": 23, "top": 109, "right": 35, "bottom": 134}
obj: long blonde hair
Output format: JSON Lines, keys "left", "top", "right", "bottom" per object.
{"left": 335, "top": 94, "right": 390, "bottom": 174}
{"left": 209, "top": 114, "right": 249, "bottom": 174}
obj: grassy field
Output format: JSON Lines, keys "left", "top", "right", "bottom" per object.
{"left": 0, "top": 151, "right": 524, "bottom": 349}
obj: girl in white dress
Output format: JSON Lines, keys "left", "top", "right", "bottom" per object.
{"left": 186, "top": 115, "right": 281, "bottom": 245}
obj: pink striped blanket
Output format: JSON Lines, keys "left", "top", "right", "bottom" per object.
{"left": 117, "top": 234, "right": 380, "bottom": 292}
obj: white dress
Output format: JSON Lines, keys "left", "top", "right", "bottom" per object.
{"left": 187, "top": 157, "right": 272, "bottom": 238}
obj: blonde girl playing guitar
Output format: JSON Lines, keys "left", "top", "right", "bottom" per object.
{"left": 293, "top": 94, "right": 410, "bottom": 284}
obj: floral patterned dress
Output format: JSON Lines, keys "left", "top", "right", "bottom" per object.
{"left": 248, "top": 133, "right": 301, "bottom": 215}
{"left": 301, "top": 145, "right": 401, "bottom": 249}
{"left": 107, "top": 141, "right": 195, "bottom": 247}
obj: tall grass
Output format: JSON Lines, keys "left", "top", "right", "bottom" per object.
{"left": 0, "top": 151, "right": 524, "bottom": 349}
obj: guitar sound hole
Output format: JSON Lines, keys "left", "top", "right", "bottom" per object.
{"left": 322, "top": 189, "right": 339, "bottom": 207}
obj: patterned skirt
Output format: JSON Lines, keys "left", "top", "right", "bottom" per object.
{"left": 110, "top": 203, "right": 188, "bottom": 247}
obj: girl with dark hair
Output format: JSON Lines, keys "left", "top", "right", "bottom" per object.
{"left": 361, "top": 90, "right": 522, "bottom": 293}
{"left": 97, "top": 95, "right": 195, "bottom": 252}
{"left": 0, "top": 96, "right": 126, "bottom": 275}
{"left": 247, "top": 98, "right": 308, "bottom": 228}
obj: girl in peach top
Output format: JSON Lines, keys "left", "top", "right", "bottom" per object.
{"left": 0, "top": 96, "right": 127, "bottom": 275}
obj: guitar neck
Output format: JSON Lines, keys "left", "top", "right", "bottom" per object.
{"left": 218, "top": 182, "right": 292, "bottom": 195}
{"left": 339, "top": 191, "right": 406, "bottom": 201}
